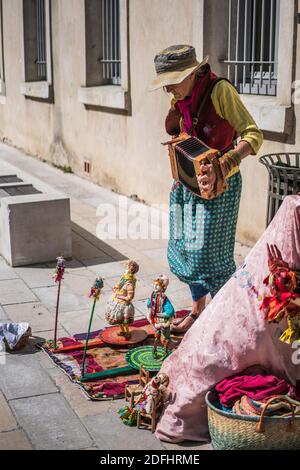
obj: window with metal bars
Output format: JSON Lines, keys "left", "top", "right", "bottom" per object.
{"left": 85, "top": 0, "right": 121, "bottom": 86}
{"left": 223, "top": 0, "right": 280, "bottom": 96}
{"left": 100, "top": 0, "right": 121, "bottom": 85}
{"left": 23, "top": 0, "right": 47, "bottom": 82}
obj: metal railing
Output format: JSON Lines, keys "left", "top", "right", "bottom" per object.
{"left": 99, "top": 0, "right": 121, "bottom": 85}
{"left": 36, "top": 0, "right": 47, "bottom": 80}
{"left": 222, "top": 0, "right": 279, "bottom": 96}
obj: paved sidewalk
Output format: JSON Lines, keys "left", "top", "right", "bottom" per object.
{"left": 0, "top": 143, "right": 252, "bottom": 450}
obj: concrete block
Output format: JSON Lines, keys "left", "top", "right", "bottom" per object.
{"left": 11, "top": 394, "right": 93, "bottom": 450}
{"left": 0, "top": 354, "right": 58, "bottom": 400}
{"left": 0, "top": 194, "right": 72, "bottom": 267}
{"left": 0, "top": 430, "right": 32, "bottom": 450}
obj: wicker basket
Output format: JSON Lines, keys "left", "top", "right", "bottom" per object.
{"left": 206, "top": 390, "right": 300, "bottom": 450}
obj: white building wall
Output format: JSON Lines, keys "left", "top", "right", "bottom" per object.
{"left": 0, "top": 0, "right": 299, "bottom": 245}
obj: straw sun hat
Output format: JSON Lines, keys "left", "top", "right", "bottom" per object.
{"left": 149, "top": 45, "right": 209, "bottom": 91}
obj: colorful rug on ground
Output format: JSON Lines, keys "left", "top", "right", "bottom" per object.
{"left": 38, "top": 311, "right": 189, "bottom": 400}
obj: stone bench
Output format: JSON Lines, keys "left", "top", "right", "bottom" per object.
{"left": 0, "top": 169, "right": 72, "bottom": 266}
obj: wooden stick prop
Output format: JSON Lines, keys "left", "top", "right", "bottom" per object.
{"left": 54, "top": 337, "right": 105, "bottom": 354}
{"left": 80, "top": 366, "right": 136, "bottom": 382}
{"left": 52, "top": 256, "right": 66, "bottom": 350}
{"left": 81, "top": 277, "right": 104, "bottom": 379}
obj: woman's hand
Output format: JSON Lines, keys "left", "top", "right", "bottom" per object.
{"left": 197, "top": 162, "right": 216, "bottom": 195}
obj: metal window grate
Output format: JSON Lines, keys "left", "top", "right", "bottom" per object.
{"left": 223, "top": 0, "right": 280, "bottom": 96}
{"left": 36, "top": 0, "right": 47, "bottom": 80}
{"left": 100, "top": 0, "right": 121, "bottom": 85}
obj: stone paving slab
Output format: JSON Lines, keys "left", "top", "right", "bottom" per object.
{"left": 0, "top": 259, "right": 20, "bottom": 281}
{"left": 133, "top": 299, "right": 148, "bottom": 317}
{"left": 0, "top": 391, "right": 18, "bottom": 432}
{"left": 142, "top": 248, "right": 169, "bottom": 268}
{"left": 0, "top": 305, "right": 8, "bottom": 321}
{"left": 167, "top": 289, "right": 192, "bottom": 307}
{"left": 58, "top": 309, "right": 107, "bottom": 337}
{"left": 0, "top": 279, "right": 37, "bottom": 305}
{"left": 0, "top": 354, "right": 58, "bottom": 400}
{"left": 124, "top": 238, "right": 169, "bottom": 251}
{"left": 48, "top": 369, "right": 112, "bottom": 418}
{"left": 33, "top": 285, "right": 90, "bottom": 313}
{"left": 138, "top": 271, "right": 178, "bottom": 283}
{"left": 86, "top": 261, "right": 127, "bottom": 278}
{"left": 82, "top": 412, "right": 165, "bottom": 450}
{"left": 31, "top": 327, "right": 69, "bottom": 344}
{"left": 10, "top": 393, "right": 93, "bottom": 450}
{"left": 63, "top": 267, "right": 100, "bottom": 298}
{"left": 72, "top": 232, "right": 113, "bottom": 263}
{"left": 14, "top": 264, "right": 56, "bottom": 289}
{"left": 4, "top": 302, "right": 54, "bottom": 333}
{"left": 0, "top": 430, "right": 32, "bottom": 450}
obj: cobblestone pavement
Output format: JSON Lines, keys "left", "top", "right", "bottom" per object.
{"left": 0, "top": 143, "right": 252, "bottom": 450}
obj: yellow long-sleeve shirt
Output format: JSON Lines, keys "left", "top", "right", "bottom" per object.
{"left": 211, "top": 80, "right": 263, "bottom": 155}
{"left": 171, "top": 80, "right": 264, "bottom": 178}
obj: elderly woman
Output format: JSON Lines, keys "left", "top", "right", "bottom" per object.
{"left": 149, "top": 45, "right": 263, "bottom": 334}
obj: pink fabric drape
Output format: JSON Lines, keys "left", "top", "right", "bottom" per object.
{"left": 155, "top": 195, "right": 300, "bottom": 443}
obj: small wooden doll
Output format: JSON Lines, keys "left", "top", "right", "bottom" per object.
{"left": 147, "top": 275, "right": 175, "bottom": 356}
{"left": 105, "top": 260, "right": 139, "bottom": 338}
{"left": 118, "top": 373, "right": 170, "bottom": 431}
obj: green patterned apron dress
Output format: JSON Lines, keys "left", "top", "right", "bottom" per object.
{"left": 168, "top": 171, "right": 242, "bottom": 297}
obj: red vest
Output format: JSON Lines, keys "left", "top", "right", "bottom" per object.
{"left": 178, "top": 71, "right": 237, "bottom": 153}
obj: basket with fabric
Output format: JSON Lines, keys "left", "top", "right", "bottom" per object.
{"left": 1, "top": 323, "right": 32, "bottom": 352}
{"left": 206, "top": 390, "right": 300, "bottom": 450}
{"left": 10, "top": 326, "right": 32, "bottom": 350}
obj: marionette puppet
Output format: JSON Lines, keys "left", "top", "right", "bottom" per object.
{"left": 52, "top": 256, "right": 66, "bottom": 350}
{"left": 260, "top": 244, "right": 300, "bottom": 344}
{"left": 105, "top": 260, "right": 139, "bottom": 339}
{"left": 81, "top": 277, "right": 104, "bottom": 378}
{"left": 146, "top": 275, "right": 175, "bottom": 357}
{"left": 118, "top": 372, "right": 170, "bottom": 431}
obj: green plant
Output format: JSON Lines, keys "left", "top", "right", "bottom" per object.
{"left": 52, "top": 163, "right": 73, "bottom": 174}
